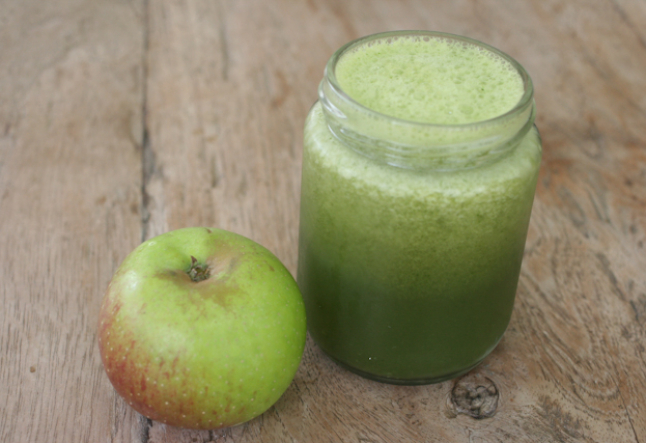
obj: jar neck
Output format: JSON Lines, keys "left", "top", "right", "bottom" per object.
{"left": 318, "top": 31, "right": 536, "bottom": 171}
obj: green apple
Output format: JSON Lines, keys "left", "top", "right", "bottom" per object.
{"left": 97, "top": 227, "right": 306, "bottom": 429}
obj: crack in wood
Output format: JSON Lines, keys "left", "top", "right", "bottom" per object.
{"left": 140, "top": 0, "right": 153, "bottom": 243}
{"left": 139, "top": 415, "right": 153, "bottom": 443}
{"left": 596, "top": 252, "right": 627, "bottom": 302}
{"left": 610, "top": 360, "right": 641, "bottom": 443}
{"left": 217, "top": 0, "right": 229, "bottom": 81}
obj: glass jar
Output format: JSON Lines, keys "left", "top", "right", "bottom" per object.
{"left": 297, "top": 31, "right": 542, "bottom": 384}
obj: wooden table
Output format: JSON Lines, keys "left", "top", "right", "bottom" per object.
{"left": 2, "top": 0, "right": 645, "bottom": 441}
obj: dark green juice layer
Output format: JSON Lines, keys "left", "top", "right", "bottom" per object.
{"left": 298, "top": 103, "right": 541, "bottom": 382}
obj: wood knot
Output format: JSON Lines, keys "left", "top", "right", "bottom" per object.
{"left": 450, "top": 374, "right": 499, "bottom": 419}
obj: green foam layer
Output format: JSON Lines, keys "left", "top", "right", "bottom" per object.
{"left": 335, "top": 36, "right": 524, "bottom": 125}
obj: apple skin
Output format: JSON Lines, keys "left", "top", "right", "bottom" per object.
{"left": 97, "top": 227, "right": 307, "bottom": 429}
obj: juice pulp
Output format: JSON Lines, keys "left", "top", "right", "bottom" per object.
{"left": 298, "top": 35, "right": 541, "bottom": 383}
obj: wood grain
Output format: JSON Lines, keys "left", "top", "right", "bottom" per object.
{"left": 1, "top": 0, "right": 645, "bottom": 442}
{"left": 0, "top": 0, "right": 145, "bottom": 441}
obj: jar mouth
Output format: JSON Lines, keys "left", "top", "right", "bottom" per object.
{"left": 324, "top": 30, "right": 534, "bottom": 130}
{"left": 318, "top": 31, "right": 537, "bottom": 171}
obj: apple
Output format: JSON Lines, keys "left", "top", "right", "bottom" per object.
{"left": 97, "top": 227, "right": 307, "bottom": 429}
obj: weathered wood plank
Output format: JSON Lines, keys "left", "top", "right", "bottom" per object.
{"left": 140, "top": 0, "right": 646, "bottom": 442}
{"left": 1, "top": 0, "right": 645, "bottom": 441}
{"left": 0, "top": 0, "right": 145, "bottom": 441}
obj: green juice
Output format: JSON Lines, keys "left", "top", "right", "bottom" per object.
{"left": 298, "top": 32, "right": 541, "bottom": 384}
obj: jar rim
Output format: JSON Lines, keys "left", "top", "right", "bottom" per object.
{"left": 324, "top": 30, "right": 535, "bottom": 130}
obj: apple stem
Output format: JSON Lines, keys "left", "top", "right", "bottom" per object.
{"left": 187, "top": 256, "right": 210, "bottom": 282}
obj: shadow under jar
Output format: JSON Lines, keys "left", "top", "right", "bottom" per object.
{"left": 297, "top": 31, "right": 542, "bottom": 385}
